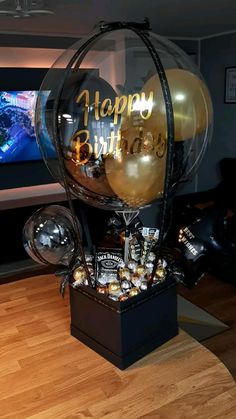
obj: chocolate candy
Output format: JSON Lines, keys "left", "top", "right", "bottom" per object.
{"left": 121, "top": 279, "right": 132, "bottom": 291}
{"left": 73, "top": 266, "right": 87, "bottom": 282}
{"left": 119, "top": 267, "right": 131, "bottom": 280}
{"left": 129, "top": 287, "right": 140, "bottom": 297}
{"left": 136, "top": 265, "right": 146, "bottom": 276}
{"left": 108, "top": 281, "right": 121, "bottom": 295}
{"left": 97, "top": 273, "right": 117, "bottom": 285}
{"left": 155, "top": 266, "right": 166, "bottom": 279}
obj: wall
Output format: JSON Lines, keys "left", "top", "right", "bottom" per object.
{"left": 199, "top": 33, "right": 236, "bottom": 191}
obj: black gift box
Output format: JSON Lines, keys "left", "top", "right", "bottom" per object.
{"left": 69, "top": 275, "right": 178, "bottom": 370}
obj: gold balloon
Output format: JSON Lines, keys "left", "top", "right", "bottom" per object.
{"left": 105, "top": 69, "right": 212, "bottom": 208}
{"left": 141, "top": 69, "right": 213, "bottom": 142}
{"left": 105, "top": 151, "right": 165, "bottom": 208}
{"left": 120, "top": 69, "right": 212, "bottom": 145}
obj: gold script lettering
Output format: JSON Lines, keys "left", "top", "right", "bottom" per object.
{"left": 127, "top": 93, "right": 140, "bottom": 117}
{"left": 76, "top": 90, "right": 89, "bottom": 127}
{"left": 112, "top": 95, "right": 127, "bottom": 125}
{"left": 75, "top": 89, "right": 154, "bottom": 126}
{"left": 71, "top": 129, "right": 92, "bottom": 165}
{"left": 140, "top": 91, "right": 154, "bottom": 120}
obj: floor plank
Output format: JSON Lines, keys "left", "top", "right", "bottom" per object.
{"left": 179, "top": 274, "right": 236, "bottom": 379}
{"left": 0, "top": 274, "right": 235, "bottom": 418}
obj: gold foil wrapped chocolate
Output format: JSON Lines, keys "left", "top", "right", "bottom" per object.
{"left": 73, "top": 266, "right": 87, "bottom": 282}
{"left": 131, "top": 274, "right": 142, "bottom": 288}
{"left": 155, "top": 265, "right": 166, "bottom": 279}
{"left": 108, "top": 281, "right": 121, "bottom": 295}
{"left": 136, "top": 265, "right": 146, "bottom": 276}
{"left": 129, "top": 287, "right": 140, "bottom": 297}
{"left": 119, "top": 267, "right": 131, "bottom": 280}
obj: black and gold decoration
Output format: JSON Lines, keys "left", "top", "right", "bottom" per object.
{"left": 23, "top": 19, "right": 212, "bottom": 369}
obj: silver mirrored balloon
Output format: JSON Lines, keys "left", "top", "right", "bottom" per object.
{"left": 23, "top": 205, "right": 80, "bottom": 265}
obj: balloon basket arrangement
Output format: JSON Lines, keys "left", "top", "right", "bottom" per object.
{"left": 23, "top": 20, "right": 212, "bottom": 369}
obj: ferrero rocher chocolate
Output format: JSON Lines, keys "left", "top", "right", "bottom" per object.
{"left": 73, "top": 266, "right": 86, "bottom": 282}
{"left": 155, "top": 266, "right": 166, "bottom": 279}
{"left": 129, "top": 287, "right": 140, "bottom": 297}
{"left": 136, "top": 265, "right": 146, "bottom": 276}
{"left": 119, "top": 267, "right": 131, "bottom": 280}
{"left": 108, "top": 281, "right": 121, "bottom": 295}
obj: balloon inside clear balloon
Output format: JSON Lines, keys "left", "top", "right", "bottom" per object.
{"left": 35, "top": 29, "right": 213, "bottom": 211}
{"left": 23, "top": 205, "right": 80, "bottom": 266}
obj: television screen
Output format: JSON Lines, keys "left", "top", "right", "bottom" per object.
{"left": 0, "top": 90, "right": 49, "bottom": 163}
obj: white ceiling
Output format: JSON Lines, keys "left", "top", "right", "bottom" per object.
{"left": 0, "top": 0, "right": 236, "bottom": 39}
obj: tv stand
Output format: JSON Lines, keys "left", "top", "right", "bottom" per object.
{"left": 0, "top": 183, "right": 66, "bottom": 210}
{"left": 0, "top": 183, "right": 67, "bottom": 283}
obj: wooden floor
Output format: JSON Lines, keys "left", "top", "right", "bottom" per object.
{"left": 179, "top": 274, "right": 236, "bottom": 380}
{"left": 0, "top": 274, "right": 236, "bottom": 418}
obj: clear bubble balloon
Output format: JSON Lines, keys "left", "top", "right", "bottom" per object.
{"left": 35, "top": 27, "right": 213, "bottom": 211}
{"left": 23, "top": 205, "right": 80, "bottom": 265}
